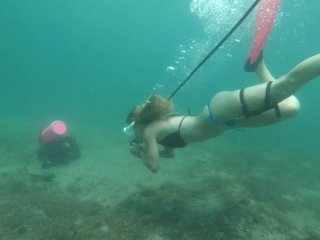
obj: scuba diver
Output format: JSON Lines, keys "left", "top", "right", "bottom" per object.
{"left": 37, "top": 120, "right": 81, "bottom": 168}
{"left": 24, "top": 120, "right": 81, "bottom": 181}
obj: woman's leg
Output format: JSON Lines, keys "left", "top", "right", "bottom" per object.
{"left": 210, "top": 54, "right": 320, "bottom": 122}
{"left": 236, "top": 95, "right": 299, "bottom": 127}
{"left": 255, "top": 60, "right": 276, "bottom": 83}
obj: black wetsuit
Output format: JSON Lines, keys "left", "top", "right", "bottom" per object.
{"left": 38, "top": 136, "right": 81, "bottom": 168}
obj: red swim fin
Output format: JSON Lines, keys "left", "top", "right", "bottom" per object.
{"left": 247, "top": 0, "right": 281, "bottom": 66}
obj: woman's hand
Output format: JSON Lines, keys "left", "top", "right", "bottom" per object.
{"left": 128, "top": 129, "right": 160, "bottom": 173}
{"left": 129, "top": 141, "right": 144, "bottom": 158}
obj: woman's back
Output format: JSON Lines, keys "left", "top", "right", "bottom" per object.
{"left": 149, "top": 115, "right": 227, "bottom": 147}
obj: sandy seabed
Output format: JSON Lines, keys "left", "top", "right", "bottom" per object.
{"left": 1, "top": 118, "right": 320, "bottom": 240}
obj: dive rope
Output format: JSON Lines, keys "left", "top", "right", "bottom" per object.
{"left": 167, "top": 0, "right": 263, "bottom": 100}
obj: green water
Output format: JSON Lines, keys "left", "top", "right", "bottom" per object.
{"left": 0, "top": 1, "right": 319, "bottom": 239}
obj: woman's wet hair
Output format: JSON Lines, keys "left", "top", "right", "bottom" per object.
{"left": 126, "top": 95, "right": 173, "bottom": 125}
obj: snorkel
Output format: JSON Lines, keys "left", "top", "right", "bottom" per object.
{"left": 123, "top": 121, "right": 135, "bottom": 138}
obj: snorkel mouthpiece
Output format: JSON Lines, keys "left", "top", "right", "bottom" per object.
{"left": 123, "top": 121, "right": 135, "bottom": 137}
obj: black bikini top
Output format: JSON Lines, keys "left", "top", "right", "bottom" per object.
{"left": 158, "top": 116, "right": 187, "bottom": 148}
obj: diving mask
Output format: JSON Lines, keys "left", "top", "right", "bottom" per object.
{"left": 123, "top": 121, "right": 135, "bottom": 137}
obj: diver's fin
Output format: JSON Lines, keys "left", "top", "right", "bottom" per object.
{"left": 245, "top": 50, "right": 263, "bottom": 72}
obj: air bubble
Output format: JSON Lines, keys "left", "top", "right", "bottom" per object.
{"left": 166, "top": 66, "right": 176, "bottom": 72}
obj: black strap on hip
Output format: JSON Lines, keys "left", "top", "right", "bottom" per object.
{"left": 240, "top": 81, "right": 281, "bottom": 118}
